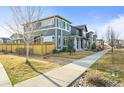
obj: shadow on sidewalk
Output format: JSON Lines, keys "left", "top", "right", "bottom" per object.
{"left": 26, "top": 61, "right": 61, "bottom": 87}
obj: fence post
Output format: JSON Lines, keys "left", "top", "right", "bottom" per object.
{"left": 46, "top": 44, "right": 47, "bottom": 55}
{"left": 6, "top": 44, "right": 7, "bottom": 53}
{"left": 41, "top": 44, "right": 42, "bottom": 55}
{"left": 32, "top": 44, "right": 34, "bottom": 55}
{"left": 11, "top": 44, "right": 12, "bottom": 53}
{"left": 1, "top": 44, "right": 2, "bottom": 52}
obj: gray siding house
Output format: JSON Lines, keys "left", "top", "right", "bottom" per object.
{"left": 70, "top": 25, "right": 88, "bottom": 50}
{"left": 16, "top": 15, "right": 97, "bottom": 51}
{"left": 24, "top": 15, "right": 71, "bottom": 50}
{"left": 10, "top": 33, "right": 24, "bottom": 44}
{"left": 0, "top": 37, "right": 12, "bottom": 44}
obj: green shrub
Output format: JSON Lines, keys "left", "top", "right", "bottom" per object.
{"left": 91, "top": 43, "right": 96, "bottom": 50}
{"left": 60, "top": 47, "right": 68, "bottom": 52}
{"left": 67, "top": 37, "right": 75, "bottom": 55}
{"left": 52, "top": 49, "right": 60, "bottom": 54}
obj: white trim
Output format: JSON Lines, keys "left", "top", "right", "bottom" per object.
{"left": 25, "top": 27, "right": 70, "bottom": 34}
{"left": 61, "top": 29, "right": 63, "bottom": 49}
{"left": 55, "top": 28, "right": 58, "bottom": 49}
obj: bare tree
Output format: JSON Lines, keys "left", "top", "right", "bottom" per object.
{"left": 1, "top": 6, "right": 44, "bottom": 63}
{"left": 106, "top": 26, "right": 119, "bottom": 53}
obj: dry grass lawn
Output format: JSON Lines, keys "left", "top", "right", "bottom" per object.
{"left": 86, "top": 48, "right": 124, "bottom": 82}
{"left": 0, "top": 54, "right": 62, "bottom": 85}
{"left": 51, "top": 51, "right": 95, "bottom": 59}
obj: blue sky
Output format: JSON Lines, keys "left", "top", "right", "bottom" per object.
{"left": 0, "top": 6, "right": 124, "bottom": 39}
{"left": 46, "top": 6, "right": 124, "bottom": 29}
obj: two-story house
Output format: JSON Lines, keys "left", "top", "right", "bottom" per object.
{"left": 71, "top": 25, "right": 88, "bottom": 50}
{"left": 24, "top": 15, "right": 71, "bottom": 50}
{"left": 13, "top": 15, "right": 97, "bottom": 51}
{"left": 10, "top": 33, "right": 24, "bottom": 44}
{"left": 86, "top": 31, "right": 97, "bottom": 49}
{"left": 0, "top": 37, "right": 12, "bottom": 44}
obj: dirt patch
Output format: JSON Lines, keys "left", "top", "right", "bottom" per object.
{"left": 0, "top": 52, "right": 75, "bottom": 65}
{"left": 29, "top": 56, "right": 75, "bottom": 65}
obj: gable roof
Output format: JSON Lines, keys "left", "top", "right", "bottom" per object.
{"left": 0, "top": 37, "right": 11, "bottom": 40}
{"left": 75, "top": 25, "right": 88, "bottom": 32}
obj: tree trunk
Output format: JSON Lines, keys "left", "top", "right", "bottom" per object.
{"left": 26, "top": 43, "right": 29, "bottom": 64}
{"left": 111, "top": 40, "right": 114, "bottom": 53}
{"left": 112, "top": 46, "right": 114, "bottom": 53}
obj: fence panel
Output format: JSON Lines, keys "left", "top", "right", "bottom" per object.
{"left": 33, "top": 44, "right": 42, "bottom": 55}
{"left": 6, "top": 44, "right": 12, "bottom": 52}
{"left": 0, "top": 43, "right": 55, "bottom": 55}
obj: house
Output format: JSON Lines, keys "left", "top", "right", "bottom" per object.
{"left": 0, "top": 37, "right": 12, "bottom": 44}
{"left": 115, "top": 40, "right": 124, "bottom": 48}
{"left": 86, "top": 31, "right": 97, "bottom": 49}
{"left": 10, "top": 33, "right": 24, "bottom": 44}
{"left": 69, "top": 25, "right": 88, "bottom": 50}
{"left": 24, "top": 15, "right": 71, "bottom": 49}
{"left": 22, "top": 15, "right": 97, "bottom": 51}
{"left": 96, "top": 39, "right": 104, "bottom": 49}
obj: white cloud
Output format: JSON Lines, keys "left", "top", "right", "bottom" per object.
{"left": 0, "top": 24, "right": 11, "bottom": 38}
{"left": 97, "top": 15, "right": 124, "bottom": 40}
{"left": 0, "top": 30, "right": 11, "bottom": 38}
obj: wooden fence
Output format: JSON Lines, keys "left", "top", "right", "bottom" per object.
{"left": 0, "top": 43, "right": 55, "bottom": 56}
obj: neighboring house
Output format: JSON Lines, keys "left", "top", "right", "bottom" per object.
{"left": 0, "top": 37, "right": 12, "bottom": 44}
{"left": 10, "top": 33, "right": 24, "bottom": 44}
{"left": 86, "top": 31, "right": 97, "bottom": 49}
{"left": 22, "top": 15, "right": 97, "bottom": 51}
{"left": 115, "top": 40, "right": 124, "bottom": 48}
{"left": 70, "top": 25, "right": 88, "bottom": 50}
{"left": 96, "top": 39, "right": 104, "bottom": 49}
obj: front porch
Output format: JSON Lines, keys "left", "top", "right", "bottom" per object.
{"left": 73, "top": 36, "right": 88, "bottom": 51}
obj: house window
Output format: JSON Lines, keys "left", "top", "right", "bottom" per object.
{"left": 57, "top": 19, "right": 59, "bottom": 27}
{"left": 63, "top": 21, "right": 65, "bottom": 29}
{"left": 58, "top": 38, "right": 61, "bottom": 45}
{"left": 52, "top": 36, "right": 55, "bottom": 40}
{"left": 63, "top": 38, "right": 67, "bottom": 46}
{"left": 58, "top": 36, "right": 61, "bottom": 48}
{"left": 65, "top": 23, "right": 67, "bottom": 30}
{"left": 77, "top": 38, "right": 79, "bottom": 49}
{"left": 57, "top": 18, "right": 61, "bottom": 28}
{"left": 34, "top": 36, "right": 41, "bottom": 44}
{"left": 67, "top": 24, "right": 69, "bottom": 30}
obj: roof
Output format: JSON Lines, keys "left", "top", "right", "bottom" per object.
{"left": 88, "top": 31, "right": 94, "bottom": 34}
{"left": 10, "top": 33, "right": 23, "bottom": 37}
{"left": 30, "top": 15, "right": 72, "bottom": 24}
{"left": 75, "top": 25, "right": 88, "bottom": 32}
{"left": 0, "top": 37, "right": 11, "bottom": 40}
{"left": 97, "top": 39, "right": 104, "bottom": 41}
{"left": 71, "top": 25, "right": 88, "bottom": 35}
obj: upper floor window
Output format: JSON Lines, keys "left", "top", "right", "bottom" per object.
{"left": 67, "top": 24, "right": 70, "bottom": 30}
{"left": 62, "top": 21, "right": 65, "bottom": 29}
{"left": 65, "top": 23, "right": 67, "bottom": 30}
{"left": 33, "top": 22, "right": 41, "bottom": 30}
{"left": 57, "top": 18, "right": 61, "bottom": 28}
{"left": 56, "top": 17, "right": 71, "bottom": 31}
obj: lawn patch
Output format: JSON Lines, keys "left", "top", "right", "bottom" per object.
{"left": 87, "top": 49, "right": 124, "bottom": 82}
{"left": 0, "top": 55, "right": 61, "bottom": 85}
{"left": 51, "top": 51, "right": 95, "bottom": 59}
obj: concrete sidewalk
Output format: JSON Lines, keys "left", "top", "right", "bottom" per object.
{"left": 15, "top": 49, "right": 109, "bottom": 87}
{"left": 0, "top": 63, "right": 12, "bottom": 87}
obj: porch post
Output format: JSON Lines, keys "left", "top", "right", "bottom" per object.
{"left": 79, "top": 38, "right": 81, "bottom": 50}
{"left": 74, "top": 37, "right": 77, "bottom": 50}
